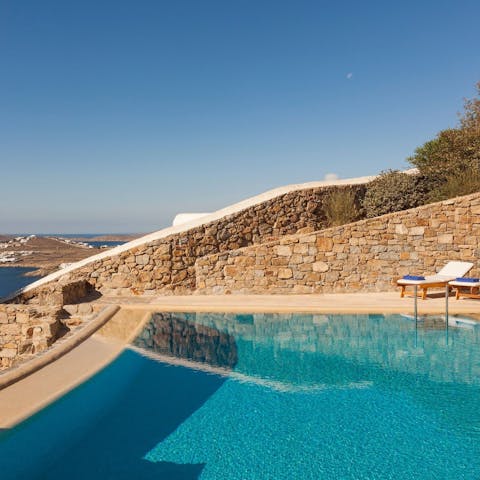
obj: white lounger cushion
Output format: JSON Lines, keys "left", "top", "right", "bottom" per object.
{"left": 437, "top": 261, "right": 474, "bottom": 277}
{"left": 448, "top": 280, "right": 480, "bottom": 287}
{"left": 398, "top": 275, "right": 455, "bottom": 285}
{"left": 397, "top": 261, "right": 474, "bottom": 286}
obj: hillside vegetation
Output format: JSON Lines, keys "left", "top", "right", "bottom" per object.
{"left": 323, "top": 81, "right": 480, "bottom": 226}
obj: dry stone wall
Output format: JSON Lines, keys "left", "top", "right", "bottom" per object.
{"left": 195, "top": 193, "right": 480, "bottom": 294}
{"left": 22, "top": 184, "right": 364, "bottom": 297}
{"left": 0, "top": 279, "right": 92, "bottom": 369}
{"left": 0, "top": 304, "right": 64, "bottom": 369}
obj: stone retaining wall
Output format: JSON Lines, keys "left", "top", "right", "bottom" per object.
{"left": 28, "top": 184, "right": 365, "bottom": 297}
{"left": 195, "top": 193, "right": 480, "bottom": 294}
{"left": 0, "top": 304, "right": 64, "bottom": 369}
{"left": 11, "top": 279, "right": 92, "bottom": 306}
{"left": 1, "top": 279, "right": 93, "bottom": 369}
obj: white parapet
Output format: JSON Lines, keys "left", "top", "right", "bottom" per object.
{"left": 172, "top": 213, "right": 211, "bottom": 227}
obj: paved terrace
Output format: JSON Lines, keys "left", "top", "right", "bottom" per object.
{"left": 101, "top": 291, "right": 480, "bottom": 315}
{"left": 0, "top": 291, "right": 478, "bottom": 429}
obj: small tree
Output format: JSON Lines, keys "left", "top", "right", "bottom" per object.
{"left": 362, "top": 170, "right": 426, "bottom": 218}
{"left": 408, "top": 128, "right": 480, "bottom": 188}
{"left": 408, "top": 82, "right": 480, "bottom": 195}
{"left": 460, "top": 81, "right": 480, "bottom": 132}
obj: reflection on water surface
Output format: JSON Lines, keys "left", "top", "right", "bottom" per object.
{"left": 132, "top": 313, "right": 238, "bottom": 369}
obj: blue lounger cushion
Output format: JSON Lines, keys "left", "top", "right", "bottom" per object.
{"left": 402, "top": 275, "right": 426, "bottom": 281}
{"left": 455, "top": 277, "right": 480, "bottom": 283}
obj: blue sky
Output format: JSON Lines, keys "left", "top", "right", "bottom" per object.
{"left": 1, "top": 0, "right": 479, "bottom": 233}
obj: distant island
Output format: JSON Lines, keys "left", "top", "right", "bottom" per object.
{"left": 0, "top": 234, "right": 140, "bottom": 276}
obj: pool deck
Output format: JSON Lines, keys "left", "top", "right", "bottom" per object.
{"left": 0, "top": 291, "right": 478, "bottom": 429}
{"left": 109, "top": 291, "right": 480, "bottom": 315}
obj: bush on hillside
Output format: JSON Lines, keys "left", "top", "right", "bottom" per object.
{"left": 428, "top": 169, "right": 480, "bottom": 202}
{"left": 408, "top": 128, "right": 480, "bottom": 190}
{"left": 322, "top": 188, "right": 361, "bottom": 227}
{"left": 408, "top": 84, "right": 480, "bottom": 198}
{"left": 362, "top": 170, "right": 427, "bottom": 218}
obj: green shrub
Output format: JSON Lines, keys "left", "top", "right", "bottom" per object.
{"left": 362, "top": 170, "right": 426, "bottom": 218}
{"left": 408, "top": 128, "right": 480, "bottom": 188}
{"left": 428, "top": 169, "right": 480, "bottom": 202}
{"left": 322, "top": 188, "right": 361, "bottom": 227}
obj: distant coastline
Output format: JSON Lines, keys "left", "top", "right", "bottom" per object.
{"left": 0, "top": 233, "right": 141, "bottom": 277}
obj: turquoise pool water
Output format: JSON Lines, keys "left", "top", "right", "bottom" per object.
{"left": 1, "top": 313, "right": 480, "bottom": 479}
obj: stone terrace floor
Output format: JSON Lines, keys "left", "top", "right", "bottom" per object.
{"left": 94, "top": 291, "right": 480, "bottom": 316}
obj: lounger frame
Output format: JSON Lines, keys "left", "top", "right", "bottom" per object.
{"left": 451, "top": 284, "right": 480, "bottom": 300}
{"left": 399, "top": 282, "right": 452, "bottom": 300}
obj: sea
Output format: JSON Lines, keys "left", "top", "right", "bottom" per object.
{"left": 0, "top": 267, "right": 41, "bottom": 299}
{"left": 0, "top": 234, "right": 128, "bottom": 299}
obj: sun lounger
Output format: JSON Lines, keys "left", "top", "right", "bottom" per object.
{"left": 448, "top": 278, "right": 480, "bottom": 299}
{"left": 397, "top": 261, "right": 474, "bottom": 299}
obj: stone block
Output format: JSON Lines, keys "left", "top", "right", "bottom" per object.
{"left": 136, "top": 254, "right": 150, "bottom": 265}
{"left": 293, "top": 243, "right": 308, "bottom": 254}
{"left": 299, "top": 235, "right": 316, "bottom": 244}
{"left": 110, "top": 273, "right": 131, "bottom": 288}
{"left": 234, "top": 256, "right": 255, "bottom": 267}
{"left": 438, "top": 234, "right": 453, "bottom": 244}
{"left": 304, "top": 272, "right": 321, "bottom": 282}
{"left": 288, "top": 254, "right": 304, "bottom": 265}
{"left": 316, "top": 237, "right": 333, "bottom": 251}
{"left": 292, "top": 285, "right": 313, "bottom": 293}
{"left": 224, "top": 265, "right": 238, "bottom": 277}
{"left": 312, "top": 261, "right": 329, "bottom": 273}
{"left": 278, "top": 268, "right": 293, "bottom": 279}
{"left": 172, "top": 270, "right": 188, "bottom": 283}
{"left": 275, "top": 245, "right": 292, "bottom": 256}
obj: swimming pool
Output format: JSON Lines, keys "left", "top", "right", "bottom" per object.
{"left": 1, "top": 312, "right": 480, "bottom": 479}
